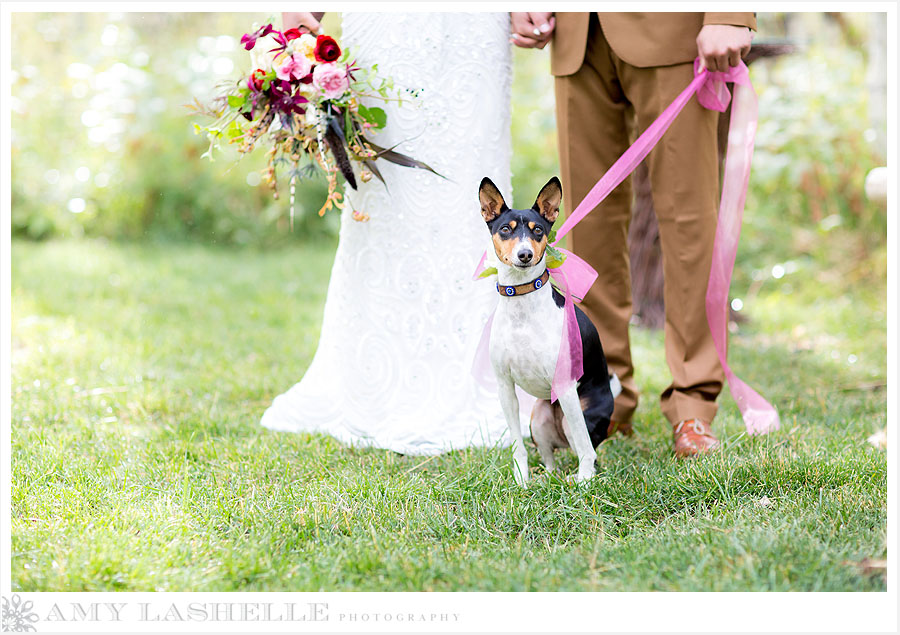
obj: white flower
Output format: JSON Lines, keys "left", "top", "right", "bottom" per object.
{"left": 296, "top": 33, "right": 317, "bottom": 63}
{"left": 249, "top": 42, "right": 279, "bottom": 73}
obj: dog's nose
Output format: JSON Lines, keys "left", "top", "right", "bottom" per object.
{"left": 517, "top": 250, "right": 533, "bottom": 264}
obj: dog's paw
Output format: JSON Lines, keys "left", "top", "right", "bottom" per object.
{"left": 513, "top": 464, "right": 530, "bottom": 488}
{"left": 566, "top": 474, "right": 594, "bottom": 487}
{"left": 571, "top": 460, "right": 596, "bottom": 485}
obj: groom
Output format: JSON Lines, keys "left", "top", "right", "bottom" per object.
{"left": 511, "top": 12, "right": 755, "bottom": 458}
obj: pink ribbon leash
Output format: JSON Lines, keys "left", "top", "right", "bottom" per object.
{"left": 473, "top": 59, "right": 779, "bottom": 433}
{"left": 700, "top": 61, "right": 780, "bottom": 434}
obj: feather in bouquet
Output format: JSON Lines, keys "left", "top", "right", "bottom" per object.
{"left": 191, "top": 23, "right": 441, "bottom": 224}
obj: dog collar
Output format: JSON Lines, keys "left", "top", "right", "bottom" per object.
{"left": 497, "top": 269, "right": 550, "bottom": 297}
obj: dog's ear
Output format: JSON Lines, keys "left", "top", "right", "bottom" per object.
{"left": 479, "top": 177, "right": 508, "bottom": 222}
{"left": 533, "top": 176, "right": 562, "bottom": 223}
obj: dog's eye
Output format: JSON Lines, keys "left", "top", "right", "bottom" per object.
{"left": 500, "top": 225, "right": 511, "bottom": 235}
{"left": 533, "top": 226, "right": 544, "bottom": 236}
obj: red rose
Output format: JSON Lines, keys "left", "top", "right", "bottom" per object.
{"left": 283, "top": 27, "right": 303, "bottom": 41}
{"left": 314, "top": 35, "right": 341, "bottom": 63}
{"left": 250, "top": 68, "right": 267, "bottom": 91}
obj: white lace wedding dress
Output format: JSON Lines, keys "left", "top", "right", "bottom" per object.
{"left": 261, "top": 13, "right": 527, "bottom": 455}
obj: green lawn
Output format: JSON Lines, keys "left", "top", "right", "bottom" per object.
{"left": 9, "top": 237, "right": 887, "bottom": 591}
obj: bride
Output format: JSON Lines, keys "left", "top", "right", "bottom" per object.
{"left": 261, "top": 12, "right": 546, "bottom": 455}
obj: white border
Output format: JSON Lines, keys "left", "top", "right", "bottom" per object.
{"left": 1, "top": 0, "right": 12, "bottom": 607}
{"left": 1, "top": 2, "right": 896, "bottom": 633}
{"left": 0, "top": 591, "right": 895, "bottom": 632}
{"left": 884, "top": 0, "right": 898, "bottom": 618}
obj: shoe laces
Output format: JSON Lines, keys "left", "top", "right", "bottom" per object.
{"left": 675, "top": 419, "right": 708, "bottom": 436}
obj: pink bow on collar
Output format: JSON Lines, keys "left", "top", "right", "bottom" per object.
{"left": 471, "top": 247, "right": 596, "bottom": 403}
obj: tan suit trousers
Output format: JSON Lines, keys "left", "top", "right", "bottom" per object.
{"left": 555, "top": 14, "right": 725, "bottom": 425}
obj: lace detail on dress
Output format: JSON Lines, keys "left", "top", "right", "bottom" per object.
{"left": 260, "top": 13, "right": 528, "bottom": 455}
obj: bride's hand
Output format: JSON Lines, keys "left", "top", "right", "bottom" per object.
{"left": 510, "top": 12, "right": 555, "bottom": 49}
{"left": 282, "top": 12, "right": 326, "bottom": 35}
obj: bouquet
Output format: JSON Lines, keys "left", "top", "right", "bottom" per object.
{"left": 192, "top": 22, "right": 440, "bottom": 223}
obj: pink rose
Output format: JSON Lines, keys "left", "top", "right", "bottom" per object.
{"left": 312, "top": 62, "right": 350, "bottom": 100}
{"left": 276, "top": 53, "right": 312, "bottom": 82}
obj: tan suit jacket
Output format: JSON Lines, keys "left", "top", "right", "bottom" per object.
{"left": 551, "top": 12, "right": 757, "bottom": 75}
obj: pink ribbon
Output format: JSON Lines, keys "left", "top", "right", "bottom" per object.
{"left": 473, "top": 59, "right": 779, "bottom": 433}
{"left": 699, "top": 60, "right": 780, "bottom": 434}
{"left": 547, "top": 249, "right": 597, "bottom": 402}
{"left": 471, "top": 246, "right": 596, "bottom": 403}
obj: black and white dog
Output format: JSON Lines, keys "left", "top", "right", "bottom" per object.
{"left": 479, "top": 176, "right": 619, "bottom": 486}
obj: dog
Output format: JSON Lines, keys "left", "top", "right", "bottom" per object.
{"left": 479, "top": 176, "right": 619, "bottom": 486}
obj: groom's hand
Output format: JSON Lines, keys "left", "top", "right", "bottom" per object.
{"left": 282, "top": 12, "right": 326, "bottom": 35}
{"left": 696, "top": 24, "right": 753, "bottom": 72}
{"left": 510, "top": 12, "right": 555, "bottom": 49}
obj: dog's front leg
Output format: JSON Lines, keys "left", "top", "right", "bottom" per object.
{"left": 496, "top": 376, "right": 529, "bottom": 487}
{"left": 557, "top": 386, "right": 596, "bottom": 483}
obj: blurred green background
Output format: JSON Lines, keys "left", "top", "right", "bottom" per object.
{"left": 10, "top": 11, "right": 887, "bottom": 273}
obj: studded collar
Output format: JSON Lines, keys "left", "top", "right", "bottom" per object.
{"left": 496, "top": 269, "right": 550, "bottom": 297}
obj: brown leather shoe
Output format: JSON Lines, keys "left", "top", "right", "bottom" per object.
{"left": 607, "top": 420, "right": 634, "bottom": 437}
{"left": 673, "top": 419, "right": 720, "bottom": 458}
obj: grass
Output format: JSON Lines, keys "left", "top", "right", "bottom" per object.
{"left": 9, "top": 236, "right": 887, "bottom": 591}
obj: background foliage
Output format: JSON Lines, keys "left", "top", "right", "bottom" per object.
{"left": 12, "top": 13, "right": 886, "bottom": 247}
{"left": 11, "top": 13, "right": 337, "bottom": 246}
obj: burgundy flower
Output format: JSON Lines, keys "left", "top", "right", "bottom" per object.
{"left": 268, "top": 29, "right": 289, "bottom": 55}
{"left": 314, "top": 35, "right": 341, "bottom": 63}
{"left": 269, "top": 79, "right": 309, "bottom": 115}
{"left": 283, "top": 27, "right": 303, "bottom": 41}
{"left": 240, "top": 24, "right": 273, "bottom": 51}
